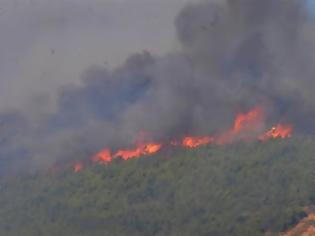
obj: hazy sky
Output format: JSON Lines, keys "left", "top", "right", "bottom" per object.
{"left": 0, "top": 0, "right": 199, "bottom": 111}
{"left": 307, "top": 0, "right": 315, "bottom": 16}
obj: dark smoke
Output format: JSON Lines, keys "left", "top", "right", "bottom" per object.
{"left": 1, "top": 0, "right": 315, "bottom": 174}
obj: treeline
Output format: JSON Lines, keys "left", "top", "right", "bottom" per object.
{"left": 1, "top": 137, "right": 315, "bottom": 236}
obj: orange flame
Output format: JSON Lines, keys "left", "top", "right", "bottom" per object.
{"left": 231, "top": 106, "right": 265, "bottom": 134}
{"left": 92, "top": 149, "right": 112, "bottom": 164}
{"left": 217, "top": 106, "right": 265, "bottom": 144}
{"left": 145, "top": 143, "right": 163, "bottom": 154}
{"left": 71, "top": 106, "right": 294, "bottom": 172}
{"left": 259, "top": 124, "right": 293, "bottom": 141}
{"left": 114, "top": 143, "right": 162, "bottom": 160}
{"left": 89, "top": 143, "right": 162, "bottom": 167}
{"left": 182, "top": 136, "right": 214, "bottom": 148}
{"left": 74, "top": 162, "right": 83, "bottom": 173}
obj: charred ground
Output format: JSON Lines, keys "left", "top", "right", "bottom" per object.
{"left": 1, "top": 137, "right": 315, "bottom": 236}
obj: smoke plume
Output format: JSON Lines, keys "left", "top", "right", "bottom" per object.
{"left": 1, "top": 0, "right": 315, "bottom": 175}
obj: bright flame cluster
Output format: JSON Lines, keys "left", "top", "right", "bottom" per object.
{"left": 74, "top": 106, "right": 293, "bottom": 172}
{"left": 259, "top": 124, "right": 293, "bottom": 141}
{"left": 91, "top": 143, "right": 162, "bottom": 166}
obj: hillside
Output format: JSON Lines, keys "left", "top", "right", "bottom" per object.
{"left": 281, "top": 210, "right": 315, "bottom": 236}
{"left": 1, "top": 137, "right": 315, "bottom": 236}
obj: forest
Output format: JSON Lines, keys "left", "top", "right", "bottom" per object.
{"left": 1, "top": 137, "right": 315, "bottom": 236}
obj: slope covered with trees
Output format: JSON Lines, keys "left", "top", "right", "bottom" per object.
{"left": 1, "top": 137, "right": 315, "bottom": 236}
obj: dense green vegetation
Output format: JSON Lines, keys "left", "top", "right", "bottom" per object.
{"left": 1, "top": 137, "right": 315, "bottom": 236}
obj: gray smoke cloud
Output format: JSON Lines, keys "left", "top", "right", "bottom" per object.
{"left": 0, "top": 0, "right": 192, "bottom": 112}
{"left": 1, "top": 0, "right": 315, "bottom": 175}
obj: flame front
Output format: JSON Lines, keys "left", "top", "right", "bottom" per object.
{"left": 217, "top": 106, "right": 265, "bottom": 144}
{"left": 72, "top": 106, "right": 294, "bottom": 172}
{"left": 259, "top": 124, "right": 293, "bottom": 141}
{"left": 92, "top": 149, "right": 112, "bottom": 164}
{"left": 90, "top": 143, "right": 162, "bottom": 165}
{"left": 182, "top": 136, "right": 214, "bottom": 148}
{"left": 114, "top": 147, "right": 142, "bottom": 160}
{"left": 231, "top": 106, "right": 265, "bottom": 134}
{"left": 114, "top": 143, "right": 162, "bottom": 160}
{"left": 74, "top": 162, "right": 83, "bottom": 173}
{"left": 144, "top": 143, "right": 163, "bottom": 154}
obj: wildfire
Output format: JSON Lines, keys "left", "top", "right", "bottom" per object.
{"left": 74, "top": 162, "right": 83, "bottom": 173}
{"left": 231, "top": 106, "right": 265, "bottom": 134}
{"left": 145, "top": 143, "right": 163, "bottom": 154}
{"left": 114, "top": 143, "right": 162, "bottom": 160}
{"left": 72, "top": 106, "right": 294, "bottom": 172}
{"left": 92, "top": 149, "right": 112, "bottom": 164}
{"left": 259, "top": 124, "right": 293, "bottom": 141}
{"left": 89, "top": 143, "right": 162, "bottom": 167}
{"left": 182, "top": 136, "right": 214, "bottom": 148}
{"left": 216, "top": 106, "right": 265, "bottom": 144}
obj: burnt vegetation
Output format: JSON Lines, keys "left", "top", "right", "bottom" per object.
{"left": 1, "top": 137, "right": 315, "bottom": 236}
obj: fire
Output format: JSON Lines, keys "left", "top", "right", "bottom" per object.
{"left": 114, "top": 148, "right": 142, "bottom": 160}
{"left": 114, "top": 143, "right": 162, "bottom": 160}
{"left": 74, "top": 162, "right": 83, "bottom": 172}
{"left": 217, "top": 106, "right": 265, "bottom": 144}
{"left": 231, "top": 106, "right": 265, "bottom": 134}
{"left": 259, "top": 124, "right": 293, "bottom": 141}
{"left": 145, "top": 143, "right": 163, "bottom": 154}
{"left": 72, "top": 106, "right": 294, "bottom": 172}
{"left": 182, "top": 136, "right": 214, "bottom": 148}
{"left": 92, "top": 149, "right": 112, "bottom": 164}
{"left": 90, "top": 143, "right": 162, "bottom": 165}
